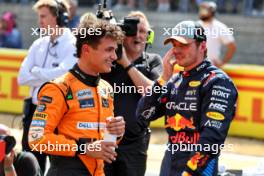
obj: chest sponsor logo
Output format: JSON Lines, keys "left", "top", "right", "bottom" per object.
{"left": 40, "top": 96, "right": 52, "bottom": 103}
{"left": 213, "top": 85, "right": 231, "bottom": 92}
{"left": 210, "top": 97, "right": 228, "bottom": 104}
{"left": 77, "top": 122, "right": 106, "bottom": 129}
{"left": 184, "top": 97, "right": 197, "bottom": 101}
{"left": 204, "top": 120, "right": 222, "bottom": 129}
{"left": 206, "top": 111, "right": 225, "bottom": 120}
{"left": 165, "top": 114, "right": 195, "bottom": 131}
{"left": 189, "top": 81, "right": 201, "bottom": 87}
{"left": 102, "top": 98, "right": 109, "bottom": 108}
{"left": 76, "top": 89, "right": 93, "bottom": 99}
{"left": 166, "top": 102, "right": 197, "bottom": 111}
{"left": 212, "top": 90, "right": 230, "bottom": 99}
{"left": 33, "top": 112, "right": 48, "bottom": 120}
{"left": 141, "top": 107, "right": 156, "bottom": 119}
{"left": 99, "top": 88, "right": 108, "bottom": 97}
{"left": 171, "top": 88, "right": 178, "bottom": 95}
{"left": 36, "top": 104, "right": 46, "bottom": 112}
{"left": 170, "top": 132, "right": 200, "bottom": 144}
{"left": 209, "top": 102, "right": 227, "bottom": 112}
{"left": 79, "top": 98, "right": 95, "bottom": 108}
{"left": 186, "top": 90, "right": 197, "bottom": 96}
{"left": 31, "top": 120, "right": 46, "bottom": 127}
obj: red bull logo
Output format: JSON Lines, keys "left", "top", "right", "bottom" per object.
{"left": 170, "top": 132, "right": 200, "bottom": 144}
{"left": 187, "top": 152, "right": 209, "bottom": 171}
{"left": 187, "top": 152, "right": 203, "bottom": 171}
{"left": 165, "top": 114, "right": 195, "bottom": 131}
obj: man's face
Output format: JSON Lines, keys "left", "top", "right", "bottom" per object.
{"left": 37, "top": 6, "right": 57, "bottom": 29}
{"left": 123, "top": 19, "right": 148, "bottom": 54}
{"left": 171, "top": 39, "right": 201, "bottom": 70}
{"left": 199, "top": 5, "right": 213, "bottom": 21}
{"left": 85, "top": 37, "right": 118, "bottom": 74}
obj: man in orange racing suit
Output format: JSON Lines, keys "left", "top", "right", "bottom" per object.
{"left": 28, "top": 19, "right": 125, "bottom": 176}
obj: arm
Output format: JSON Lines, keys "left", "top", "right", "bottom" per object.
{"left": 183, "top": 78, "right": 238, "bottom": 175}
{"left": 17, "top": 43, "right": 46, "bottom": 87}
{"left": 117, "top": 52, "right": 154, "bottom": 95}
{"left": 28, "top": 83, "right": 77, "bottom": 156}
{"left": 136, "top": 48, "right": 177, "bottom": 125}
{"left": 31, "top": 47, "right": 77, "bottom": 81}
{"left": 222, "top": 42, "right": 236, "bottom": 65}
{"left": 28, "top": 83, "right": 118, "bottom": 163}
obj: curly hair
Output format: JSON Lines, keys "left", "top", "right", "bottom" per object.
{"left": 76, "top": 19, "right": 124, "bottom": 58}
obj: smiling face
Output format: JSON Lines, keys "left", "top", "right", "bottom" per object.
{"left": 80, "top": 37, "right": 118, "bottom": 75}
{"left": 171, "top": 38, "right": 206, "bottom": 71}
{"left": 123, "top": 18, "right": 148, "bottom": 56}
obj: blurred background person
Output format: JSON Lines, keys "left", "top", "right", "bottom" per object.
{"left": 63, "top": 0, "right": 80, "bottom": 29}
{"left": 157, "top": 0, "right": 170, "bottom": 12}
{"left": 198, "top": 1, "right": 237, "bottom": 67}
{"left": 0, "top": 11, "right": 22, "bottom": 49}
{"left": 112, "top": 0, "right": 147, "bottom": 11}
{"left": 17, "top": 0, "right": 76, "bottom": 173}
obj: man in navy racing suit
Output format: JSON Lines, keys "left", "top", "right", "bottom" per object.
{"left": 136, "top": 20, "right": 238, "bottom": 176}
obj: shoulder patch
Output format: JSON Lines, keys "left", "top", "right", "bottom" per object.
{"left": 66, "top": 87, "right": 73, "bottom": 100}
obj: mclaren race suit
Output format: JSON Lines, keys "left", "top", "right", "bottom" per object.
{"left": 28, "top": 64, "right": 115, "bottom": 176}
{"left": 136, "top": 59, "right": 238, "bottom": 176}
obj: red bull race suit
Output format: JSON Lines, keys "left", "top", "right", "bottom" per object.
{"left": 136, "top": 59, "right": 238, "bottom": 176}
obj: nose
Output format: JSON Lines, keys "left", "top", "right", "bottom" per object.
{"left": 111, "top": 51, "right": 117, "bottom": 61}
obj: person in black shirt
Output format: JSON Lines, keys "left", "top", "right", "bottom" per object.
{"left": 101, "top": 11, "right": 162, "bottom": 176}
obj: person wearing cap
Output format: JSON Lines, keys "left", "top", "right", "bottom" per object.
{"left": 198, "top": 1, "right": 236, "bottom": 67}
{"left": 136, "top": 20, "right": 238, "bottom": 175}
{"left": 17, "top": 0, "right": 76, "bottom": 173}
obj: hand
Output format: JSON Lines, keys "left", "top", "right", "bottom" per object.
{"left": 106, "top": 116, "right": 125, "bottom": 137}
{"left": 31, "top": 66, "right": 41, "bottom": 74}
{"left": 116, "top": 47, "right": 131, "bottom": 68}
{"left": 161, "top": 48, "right": 177, "bottom": 81}
{"left": 85, "top": 140, "right": 117, "bottom": 163}
{"left": 4, "top": 150, "right": 15, "bottom": 169}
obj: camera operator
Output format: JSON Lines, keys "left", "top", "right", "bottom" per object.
{"left": 101, "top": 11, "right": 162, "bottom": 176}
{"left": 0, "top": 124, "right": 41, "bottom": 176}
{"left": 17, "top": 0, "right": 76, "bottom": 173}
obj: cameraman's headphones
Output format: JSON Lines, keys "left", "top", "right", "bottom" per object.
{"left": 147, "top": 29, "right": 155, "bottom": 45}
{"left": 54, "top": 0, "right": 69, "bottom": 27}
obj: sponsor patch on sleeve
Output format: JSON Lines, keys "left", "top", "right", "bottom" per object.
{"left": 40, "top": 96, "right": 53, "bottom": 103}
{"left": 102, "top": 98, "right": 109, "bottom": 108}
{"left": 33, "top": 112, "right": 48, "bottom": 120}
{"left": 36, "top": 104, "right": 46, "bottom": 112}
{"left": 206, "top": 111, "right": 225, "bottom": 120}
{"left": 28, "top": 127, "right": 44, "bottom": 142}
{"left": 31, "top": 119, "right": 46, "bottom": 127}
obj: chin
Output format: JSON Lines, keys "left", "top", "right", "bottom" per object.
{"left": 101, "top": 68, "right": 111, "bottom": 73}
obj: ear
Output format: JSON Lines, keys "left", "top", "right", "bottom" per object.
{"left": 81, "top": 43, "right": 90, "bottom": 55}
{"left": 200, "top": 41, "right": 207, "bottom": 51}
